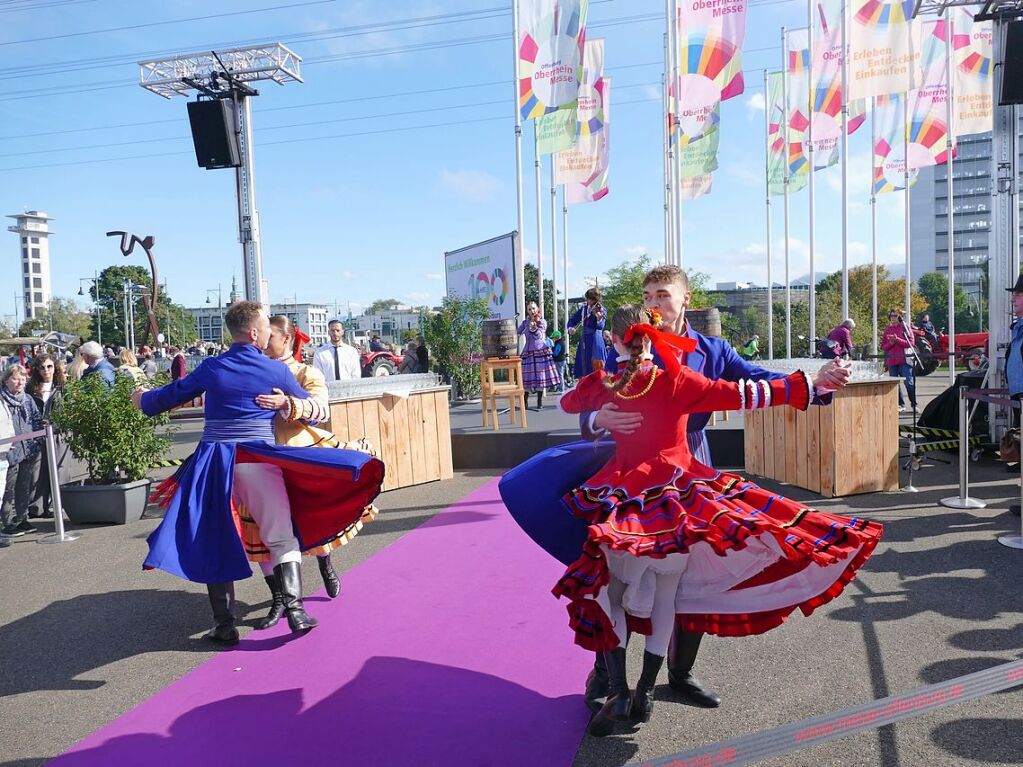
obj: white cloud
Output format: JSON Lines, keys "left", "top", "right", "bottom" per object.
{"left": 425, "top": 272, "right": 443, "bottom": 280}
{"left": 623, "top": 245, "right": 647, "bottom": 257}
{"left": 406, "top": 291, "right": 431, "bottom": 302}
{"left": 438, "top": 168, "right": 501, "bottom": 202}
{"left": 745, "top": 92, "right": 766, "bottom": 116}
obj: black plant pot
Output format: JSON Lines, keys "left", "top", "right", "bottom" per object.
{"left": 60, "top": 478, "right": 152, "bottom": 525}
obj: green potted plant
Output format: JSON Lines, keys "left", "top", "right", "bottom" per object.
{"left": 50, "top": 374, "right": 172, "bottom": 524}
{"left": 422, "top": 295, "right": 491, "bottom": 401}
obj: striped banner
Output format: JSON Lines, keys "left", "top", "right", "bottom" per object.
{"left": 906, "top": 17, "right": 953, "bottom": 170}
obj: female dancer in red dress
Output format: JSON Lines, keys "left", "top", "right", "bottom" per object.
{"left": 554, "top": 305, "right": 883, "bottom": 736}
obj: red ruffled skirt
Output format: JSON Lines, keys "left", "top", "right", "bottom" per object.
{"left": 552, "top": 468, "right": 883, "bottom": 651}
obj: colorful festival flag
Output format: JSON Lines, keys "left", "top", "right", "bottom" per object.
{"left": 518, "top": 0, "right": 589, "bottom": 153}
{"left": 555, "top": 38, "right": 604, "bottom": 182}
{"left": 677, "top": 0, "right": 748, "bottom": 102}
{"left": 678, "top": 99, "right": 720, "bottom": 178}
{"left": 565, "top": 78, "right": 610, "bottom": 204}
{"left": 952, "top": 7, "right": 993, "bottom": 136}
{"left": 679, "top": 175, "right": 713, "bottom": 200}
{"left": 848, "top": 0, "right": 922, "bottom": 101}
{"left": 906, "top": 18, "right": 953, "bottom": 169}
{"left": 873, "top": 93, "right": 918, "bottom": 193}
{"left": 767, "top": 71, "right": 808, "bottom": 196}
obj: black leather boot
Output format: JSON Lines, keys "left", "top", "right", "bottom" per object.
{"left": 205, "top": 582, "right": 239, "bottom": 645}
{"left": 537, "top": 390, "right": 544, "bottom": 410}
{"left": 667, "top": 630, "right": 721, "bottom": 707}
{"left": 588, "top": 647, "right": 631, "bottom": 738}
{"left": 275, "top": 561, "right": 318, "bottom": 633}
{"left": 584, "top": 652, "right": 609, "bottom": 712}
{"left": 254, "top": 574, "right": 286, "bottom": 630}
{"left": 318, "top": 555, "right": 341, "bottom": 599}
{"left": 632, "top": 651, "right": 665, "bottom": 723}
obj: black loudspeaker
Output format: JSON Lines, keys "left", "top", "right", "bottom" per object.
{"left": 999, "top": 21, "right": 1023, "bottom": 105}
{"left": 186, "top": 99, "right": 240, "bottom": 169}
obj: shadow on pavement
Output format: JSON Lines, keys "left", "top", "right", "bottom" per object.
{"left": 30, "top": 657, "right": 586, "bottom": 767}
{"left": 0, "top": 589, "right": 249, "bottom": 699}
{"left": 931, "top": 718, "right": 1023, "bottom": 763}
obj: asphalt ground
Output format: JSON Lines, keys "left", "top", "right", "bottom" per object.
{"left": 3, "top": 371, "right": 1021, "bottom": 766}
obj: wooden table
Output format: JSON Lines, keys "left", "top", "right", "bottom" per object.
{"left": 744, "top": 378, "right": 900, "bottom": 497}
{"left": 327, "top": 386, "right": 454, "bottom": 492}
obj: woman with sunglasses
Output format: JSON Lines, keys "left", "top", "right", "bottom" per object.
{"left": 26, "top": 353, "right": 69, "bottom": 519}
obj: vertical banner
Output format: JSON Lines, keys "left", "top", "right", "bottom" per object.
{"left": 565, "top": 78, "right": 610, "bottom": 203}
{"left": 810, "top": 0, "right": 866, "bottom": 169}
{"left": 679, "top": 175, "right": 713, "bottom": 200}
{"left": 873, "top": 93, "right": 918, "bottom": 193}
{"left": 518, "top": 0, "right": 590, "bottom": 154}
{"left": 952, "top": 7, "right": 993, "bottom": 136}
{"left": 848, "top": 0, "right": 921, "bottom": 101}
{"left": 555, "top": 38, "right": 605, "bottom": 183}
{"left": 906, "top": 18, "right": 952, "bottom": 169}
{"left": 785, "top": 41, "right": 811, "bottom": 188}
{"left": 678, "top": 0, "right": 748, "bottom": 101}
{"left": 768, "top": 71, "right": 806, "bottom": 195}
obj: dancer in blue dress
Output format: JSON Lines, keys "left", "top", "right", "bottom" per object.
{"left": 566, "top": 287, "right": 606, "bottom": 377}
{"left": 134, "top": 301, "right": 385, "bottom": 644}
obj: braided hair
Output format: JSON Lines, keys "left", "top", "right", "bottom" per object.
{"left": 604, "top": 304, "right": 653, "bottom": 393}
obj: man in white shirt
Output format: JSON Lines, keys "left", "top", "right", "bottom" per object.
{"left": 313, "top": 319, "right": 362, "bottom": 382}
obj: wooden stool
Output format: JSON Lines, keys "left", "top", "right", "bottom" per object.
{"left": 480, "top": 357, "right": 527, "bottom": 430}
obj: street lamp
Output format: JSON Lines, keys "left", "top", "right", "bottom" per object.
{"left": 78, "top": 272, "right": 102, "bottom": 345}
{"left": 205, "top": 285, "right": 223, "bottom": 345}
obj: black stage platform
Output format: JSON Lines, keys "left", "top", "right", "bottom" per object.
{"left": 449, "top": 394, "right": 745, "bottom": 470}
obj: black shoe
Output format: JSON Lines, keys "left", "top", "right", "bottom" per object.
{"left": 15, "top": 520, "right": 37, "bottom": 534}
{"left": 632, "top": 651, "right": 665, "bottom": 723}
{"left": 275, "top": 561, "right": 318, "bottom": 633}
{"left": 205, "top": 582, "right": 239, "bottom": 646}
{"left": 537, "top": 391, "right": 544, "bottom": 410}
{"left": 667, "top": 630, "right": 721, "bottom": 708}
{"left": 318, "top": 555, "right": 341, "bottom": 599}
{"left": 1011, "top": 504, "right": 1022, "bottom": 517}
{"left": 0, "top": 536, "right": 10, "bottom": 548}
{"left": 584, "top": 654, "right": 610, "bottom": 713}
{"left": 254, "top": 575, "right": 286, "bottom": 630}
{"left": 588, "top": 648, "right": 631, "bottom": 738}
{"left": 2, "top": 525, "right": 25, "bottom": 537}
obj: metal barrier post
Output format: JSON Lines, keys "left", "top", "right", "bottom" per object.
{"left": 941, "top": 386, "right": 986, "bottom": 509}
{"left": 999, "top": 445, "right": 1023, "bottom": 549}
{"left": 902, "top": 396, "right": 919, "bottom": 493}
{"left": 37, "top": 424, "right": 79, "bottom": 545}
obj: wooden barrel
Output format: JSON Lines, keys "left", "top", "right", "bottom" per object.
{"left": 687, "top": 308, "right": 722, "bottom": 338}
{"left": 481, "top": 318, "right": 518, "bottom": 358}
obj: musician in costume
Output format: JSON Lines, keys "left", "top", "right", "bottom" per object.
{"left": 500, "top": 264, "right": 852, "bottom": 709}
{"left": 517, "top": 302, "right": 560, "bottom": 410}
{"left": 135, "top": 301, "right": 385, "bottom": 644}
{"left": 245, "top": 315, "right": 380, "bottom": 629}
{"left": 566, "top": 287, "right": 606, "bottom": 377}
{"left": 554, "top": 305, "right": 882, "bottom": 736}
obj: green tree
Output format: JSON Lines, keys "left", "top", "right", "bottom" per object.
{"left": 917, "top": 271, "right": 973, "bottom": 333}
{"left": 89, "top": 265, "right": 197, "bottom": 349}
{"left": 365, "top": 298, "right": 402, "bottom": 315}
{"left": 421, "top": 295, "right": 491, "bottom": 399}
{"left": 18, "top": 297, "right": 93, "bottom": 339}
{"left": 599, "top": 253, "right": 717, "bottom": 316}
{"left": 720, "top": 305, "right": 765, "bottom": 348}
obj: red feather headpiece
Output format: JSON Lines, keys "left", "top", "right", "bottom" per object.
{"left": 622, "top": 323, "right": 697, "bottom": 377}
{"left": 293, "top": 327, "right": 311, "bottom": 361}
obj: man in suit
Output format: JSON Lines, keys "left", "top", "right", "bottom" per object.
{"left": 313, "top": 319, "right": 361, "bottom": 382}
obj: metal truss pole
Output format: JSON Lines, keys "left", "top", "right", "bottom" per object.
{"left": 233, "top": 92, "right": 267, "bottom": 308}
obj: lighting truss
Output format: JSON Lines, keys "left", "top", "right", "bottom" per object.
{"left": 138, "top": 43, "right": 302, "bottom": 99}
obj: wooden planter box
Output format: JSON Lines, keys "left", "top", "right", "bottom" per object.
{"left": 328, "top": 387, "right": 454, "bottom": 492}
{"left": 744, "top": 379, "right": 900, "bottom": 497}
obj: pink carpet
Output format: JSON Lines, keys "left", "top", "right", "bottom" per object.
{"left": 49, "top": 478, "right": 592, "bottom": 766}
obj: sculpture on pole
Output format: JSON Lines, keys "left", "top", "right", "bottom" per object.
{"left": 106, "top": 231, "right": 160, "bottom": 348}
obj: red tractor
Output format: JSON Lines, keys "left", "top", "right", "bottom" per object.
{"left": 360, "top": 349, "right": 401, "bottom": 377}
{"left": 914, "top": 329, "right": 989, "bottom": 375}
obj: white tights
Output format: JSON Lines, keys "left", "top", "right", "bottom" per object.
{"left": 596, "top": 570, "right": 683, "bottom": 656}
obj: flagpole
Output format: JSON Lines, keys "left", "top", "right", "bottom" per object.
{"left": 764, "top": 68, "right": 775, "bottom": 361}
{"left": 871, "top": 96, "right": 879, "bottom": 356}
{"left": 840, "top": 0, "right": 850, "bottom": 318}
{"left": 807, "top": 6, "right": 817, "bottom": 359}
{"left": 670, "top": 0, "right": 685, "bottom": 267}
{"left": 904, "top": 95, "right": 912, "bottom": 327}
{"left": 563, "top": 197, "right": 570, "bottom": 360}
{"left": 550, "top": 157, "right": 559, "bottom": 330}
{"left": 512, "top": 0, "right": 526, "bottom": 322}
{"left": 782, "top": 26, "right": 792, "bottom": 358}
{"left": 664, "top": 7, "right": 680, "bottom": 267}
{"left": 663, "top": 42, "right": 673, "bottom": 264}
{"left": 944, "top": 8, "right": 957, "bottom": 384}
{"left": 534, "top": 126, "right": 545, "bottom": 318}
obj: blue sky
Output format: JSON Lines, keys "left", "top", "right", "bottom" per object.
{"left": 0, "top": 0, "right": 907, "bottom": 324}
